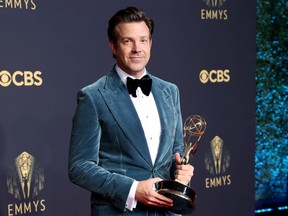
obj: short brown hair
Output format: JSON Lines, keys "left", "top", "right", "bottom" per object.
{"left": 107, "top": 7, "right": 154, "bottom": 44}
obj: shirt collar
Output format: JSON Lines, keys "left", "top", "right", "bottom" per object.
{"left": 115, "top": 65, "right": 147, "bottom": 87}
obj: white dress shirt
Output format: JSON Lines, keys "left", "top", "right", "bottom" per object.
{"left": 116, "top": 65, "right": 162, "bottom": 211}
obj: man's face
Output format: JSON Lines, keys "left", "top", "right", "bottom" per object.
{"left": 109, "top": 21, "right": 152, "bottom": 78}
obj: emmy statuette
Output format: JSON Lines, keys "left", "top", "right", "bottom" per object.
{"left": 155, "top": 115, "right": 207, "bottom": 214}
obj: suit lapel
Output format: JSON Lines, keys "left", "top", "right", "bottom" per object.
{"left": 99, "top": 69, "right": 153, "bottom": 166}
{"left": 150, "top": 76, "right": 177, "bottom": 166}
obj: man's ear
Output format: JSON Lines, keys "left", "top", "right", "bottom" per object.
{"left": 109, "top": 40, "right": 116, "bottom": 56}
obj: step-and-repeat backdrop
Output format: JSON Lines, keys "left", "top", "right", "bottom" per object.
{"left": 0, "top": 1, "right": 255, "bottom": 215}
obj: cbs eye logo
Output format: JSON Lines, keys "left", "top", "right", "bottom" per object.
{"left": 199, "top": 69, "right": 230, "bottom": 84}
{"left": 0, "top": 70, "right": 43, "bottom": 87}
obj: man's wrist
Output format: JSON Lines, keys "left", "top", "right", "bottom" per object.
{"left": 125, "top": 180, "right": 139, "bottom": 211}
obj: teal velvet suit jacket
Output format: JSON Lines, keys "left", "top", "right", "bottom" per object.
{"left": 69, "top": 67, "right": 184, "bottom": 215}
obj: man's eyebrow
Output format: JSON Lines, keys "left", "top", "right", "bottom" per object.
{"left": 121, "top": 36, "right": 149, "bottom": 40}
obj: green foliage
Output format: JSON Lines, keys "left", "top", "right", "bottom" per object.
{"left": 256, "top": 0, "right": 288, "bottom": 201}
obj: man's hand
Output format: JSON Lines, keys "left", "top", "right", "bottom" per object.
{"left": 174, "top": 152, "right": 194, "bottom": 185}
{"left": 135, "top": 178, "right": 173, "bottom": 208}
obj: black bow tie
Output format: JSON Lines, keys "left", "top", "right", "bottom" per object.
{"left": 126, "top": 75, "right": 152, "bottom": 97}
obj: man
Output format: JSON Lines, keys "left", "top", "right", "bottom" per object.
{"left": 69, "top": 7, "right": 194, "bottom": 215}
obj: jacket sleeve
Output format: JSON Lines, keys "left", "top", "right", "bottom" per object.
{"left": 170, "top": 85, "right": 185, "bottom": 179}
{"left": 68, "top": 89, "right": 134, "bottom": 211}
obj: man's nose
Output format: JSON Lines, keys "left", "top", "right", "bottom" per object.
{"left": 132, "top": 41, "right": 142, "bottom": 53}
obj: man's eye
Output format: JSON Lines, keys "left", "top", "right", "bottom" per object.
{"left": 123, "top": 40, "right": 131, "bottom": 44}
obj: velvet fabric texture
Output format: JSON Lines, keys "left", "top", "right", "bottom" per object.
{"left": 69, "top": 67, "right": 184, "bottom": 215}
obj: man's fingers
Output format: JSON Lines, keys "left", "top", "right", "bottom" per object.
{"left": 136, "top": 178, "right": 174, "bottom": 208}
{"left": 175, "top": 152, "right": 181, "bottom": 164}
{"left": 152, "top": 177, "right": 163, "bottom": 184}
{"left": 175, "top": 164, "right": 194, "bottom": 185}
{"left": 152, "top": 191, "right": 173, "bottom": 207}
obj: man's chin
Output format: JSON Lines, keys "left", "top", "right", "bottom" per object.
{"left": 128, "top": 65, "right": 146, "bottom": 74}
